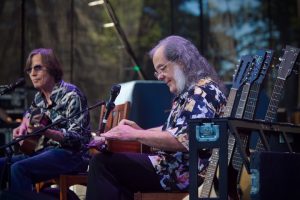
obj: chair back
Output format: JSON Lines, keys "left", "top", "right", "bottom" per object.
{"left": 98, "top": 101, "right": 145, "bottom": 153}
{"left": 98, "top": 101, "right": 130, "bottom": 132}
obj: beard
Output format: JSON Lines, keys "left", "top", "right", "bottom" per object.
{"left": 173, "top": 64, "right": 186, "bottom": 94}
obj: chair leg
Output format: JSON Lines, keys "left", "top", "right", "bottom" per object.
{"left": 35, "top": 182, "right": 42, "bottom": 193}
{"left": 59, "top": 176, "right": 68, "bottom": 200}
{"left": 35, "top": 179, "right": 58, "bottom": 193}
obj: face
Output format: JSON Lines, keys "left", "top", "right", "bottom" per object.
{"left": 27, "top": 54, "right": 56, "bottom": 92}
{"left": 153, "top": 46, "right": 186, "bottom": 94}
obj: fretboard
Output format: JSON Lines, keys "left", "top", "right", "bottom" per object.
{"left": 255, "top": 78, "right": 285, "bottom": 151}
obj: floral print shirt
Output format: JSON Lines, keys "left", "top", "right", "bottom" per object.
{"left": 148, "top": 77, "right": 227, "bottom": 191}
{"left": 25, "top": 80, "right": 91, "bottom": 152}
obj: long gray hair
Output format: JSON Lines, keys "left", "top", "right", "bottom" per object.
{"left": 149, "top": 35, "right": 226, "bottom": 93}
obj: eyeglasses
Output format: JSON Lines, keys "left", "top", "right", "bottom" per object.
{"left": 25, "top": 65, "right": 45, "bottom": 75}
{"left": 154, "top": 60, "right": 173, "bottom": 79}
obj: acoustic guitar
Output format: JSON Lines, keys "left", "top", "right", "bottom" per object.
{"left": 17, "top": 109, "right": 51, "bottom": 155}
{"left": 88, "top": 102, "right": 149, "bottom": 155}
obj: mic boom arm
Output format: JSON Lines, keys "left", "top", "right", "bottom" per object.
{"left": 99, "top": 84, "right": 121, "bottom": 133}
{"left": 0, "top": 78, "right": 25, "bottom": 96}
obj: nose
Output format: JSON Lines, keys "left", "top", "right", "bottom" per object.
{"left": 157, "top": 73, "right": 165, "bottom": 81}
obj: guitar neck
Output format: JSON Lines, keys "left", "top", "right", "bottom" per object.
{"left": 229, "top": 83, "right": 251, "bottom": 170}
{"left": 255, "top": 78, "right": 285, "bottom": 151}
{"left": 264, "top": 78, "right": 285, "bottom": 122}
{"left": 243, "top": 82, "right": 261, "bottom": 120}
{"left": 220, "top": 86, "right": 240, "bottom": 165}
{"left": 235, "top": 83, "right": 251, "bottom": 119}
{"left": 223, "top": 88, "right": 238, "bottom": 117}
{"left": 200, "top": 148, "right": 219, "bottom": 197}
{"left": 231, "top": 82, "right": 261, "bottom": 171}
{"left": 200, "top": 87, "right": 238, "bottom": 197}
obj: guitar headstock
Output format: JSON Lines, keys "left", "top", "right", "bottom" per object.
{"left": 255, "top": 50, "right": 274, "bottom": 84}
{"left": 277, "top": 45, "right": 300, "bottom": 80}
{"left": 232, "top": 54, "right": 254, "bottom": 90}
{"left": 246, "top": 50, "right": 268, "bottom": 84}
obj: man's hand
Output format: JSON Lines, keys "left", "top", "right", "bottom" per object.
{"left": 88, "top": 136, "right": 106, "bottom": 148}
{"left": 88, "top": 136, "right": 107, "bottom": 152}
{"left": 13, "top": 126, "right": 26, "bottom": 139}
{"left": 118, "top": 119, "right": 142, "bottom": 130}
{"left": 101, "top": 124, "right": 140, "bottom": 141}
{"left": 12, "top": 117, "right": 30, "bottom": 139}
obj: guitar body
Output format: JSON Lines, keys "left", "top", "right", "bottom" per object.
{"left": 107, "top": 140, "right": 150, "bottom": 153}
{"left": 89, "top": 102, "right": 149, "bottom": 155}
{"left": 227, "top": 164, "right": 240, "bottom": 200}
{"left": 238, "top": 165, "right": 251, "bottom": 200}
{"left": 88, "top": 136, "right": 149, "bottom": 156}
{"left": 17, "top": 110, "right": 51, "bottom": 155}
{"left": 19, "top": 135, "right": 45, "bottom": 155}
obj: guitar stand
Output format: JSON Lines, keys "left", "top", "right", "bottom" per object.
{"left": 228, "top": 118, "right": 298, "bottom": 174}
{"left": 188, "top": 118, "right": 300, "bottom": 200}
{"left": 189, "top": 118, "right": 229, "bottom": 200}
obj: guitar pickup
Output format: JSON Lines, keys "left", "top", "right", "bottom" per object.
{"left": 196, "top": 123, "right": 220, "bottom": 142}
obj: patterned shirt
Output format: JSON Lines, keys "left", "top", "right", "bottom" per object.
{"left": 149, "top": 77, "right": 227, "bottom": 191}
{"left": 25, "top": 80, "right": 91, "bottom": 151}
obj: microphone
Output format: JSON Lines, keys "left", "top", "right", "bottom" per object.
{"left": 0, "top": 77, "right": 25, "bottom": 95}
{"left": 99, "top": 84, "right": 121, "bottom": 133}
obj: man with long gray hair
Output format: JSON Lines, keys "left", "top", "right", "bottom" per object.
{"left": 86, "top": 35, "right": 227, "bottom": 200}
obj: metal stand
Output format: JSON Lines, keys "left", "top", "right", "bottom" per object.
{"left": 189, "top": 118, "right": 228, "bottom": 200}
{"left": 188, "top": 118, "right": 300, "bottom": 200}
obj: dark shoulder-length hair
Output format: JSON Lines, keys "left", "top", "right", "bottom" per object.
{"left": 149, "top": 35, "right": 226, "bottom": 93}
{"left": 25, "top": 48, "right": 63, "bottom": 82}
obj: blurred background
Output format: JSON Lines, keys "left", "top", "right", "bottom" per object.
{"left": 0, "top": 0, "right": 300, "bottom": 132}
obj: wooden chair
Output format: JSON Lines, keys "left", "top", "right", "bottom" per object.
{"left": 134, "top": 192, "right": 189, "bottom": 200}
{"left": 40, "top": 101, "right": 187, "bottom": 200}
{"left": 98, "top": 101, "right": 143, "bottom": 153}
{"left": 36, "top": 101, "right": 131, "bottom": 200}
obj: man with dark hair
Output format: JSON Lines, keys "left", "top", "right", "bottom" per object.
{"left": 86, "top": 35, "right": 227, "bottom": 200}
{"left": 0, "top": 48, "right": 91, "bottom": 191}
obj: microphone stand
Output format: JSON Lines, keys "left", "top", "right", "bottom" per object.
{"left": 0, "top": 85, "right": 10, "bottom": 96}
{"left": 99, "top": 101, "right": 115, "bottom": 133}
{"left": 0, "top": 100, "right": 106, "bottom": 190}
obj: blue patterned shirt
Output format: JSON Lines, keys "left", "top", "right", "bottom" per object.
{"left": 148, "top": 77, "right": 227, "bottom": 191}
{"left": 26, "top": 80, "right": 91, "bottom": 151}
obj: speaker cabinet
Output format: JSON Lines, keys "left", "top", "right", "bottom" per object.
{"left": 250, "top": 151, "right": 300, "bottom": 200}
